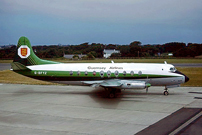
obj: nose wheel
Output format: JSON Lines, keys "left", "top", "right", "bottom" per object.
{"left": 164, "top": 88, "right": 169, "bottom": 96}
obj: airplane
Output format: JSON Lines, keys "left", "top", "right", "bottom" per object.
{"left": 11, "top": 36, "right": 189, "bottom": 98}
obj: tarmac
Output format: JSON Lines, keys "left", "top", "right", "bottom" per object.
{"left": 0, "top": 84, "right": 201, "bottom": 135}
{"left": 0, "top": 63, "right": 11, "bottom": 71}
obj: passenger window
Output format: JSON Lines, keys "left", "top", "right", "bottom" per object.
{"left": 85, "top": 71, "right": 88, "bottom": 76}
{"left": 100, "top": 70, "right": 104, "bottom": 77}
{"left": 107, "top": 70, "right": 111, "bottom": 77}
{"left": 93, "top": 71, "right": 96, "bottom": 76}
{"left": 123, "top": 71, "right": 126, "bottom": 76}
{"left": 130, "top": 71, "right": 134, "bottom": 76}
{"left": 138, "top": 71, "right": 142, "bottom": 76}
{"left": 115, "top": 70, "right": 119, "bottom": 77}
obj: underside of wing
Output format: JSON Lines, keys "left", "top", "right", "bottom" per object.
{"left": 99, "top": 80, "right": 122, "bottom": 87}
{"left": 82, "top": 79, "right": 151, "bottom": 89}
{"left": 82, "top": 80, "right": 122, "bottom": 88}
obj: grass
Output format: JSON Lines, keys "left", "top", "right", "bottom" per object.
{"left": 1, "top": 58, "right": 202, "bottom": 64}
{"left": 0, "top": 67, "right": 201, "bottom": 87}
{"left": 177, "top": 67, "right": 202, "bottom": 87}
{"left": 0, "top": 70, "right": 57, "bottom": 85}
{"left": 0, "top": 60, "right": 13, "bottom": 63}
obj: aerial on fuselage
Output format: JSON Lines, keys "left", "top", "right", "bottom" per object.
{"left": 11, "top": 36, "right": 189, "bottom": 98}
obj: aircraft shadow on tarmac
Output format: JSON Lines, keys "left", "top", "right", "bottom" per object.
{"left": 13, "top": 87, "right": 181, "bottom": 109}
{"left": 13, "top": 88, "right": 146, "bottom": 108}
{"left": 14, "top": 87, "right": 167, "bottom": 98}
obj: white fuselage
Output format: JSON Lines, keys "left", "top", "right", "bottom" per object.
{"left": 27, "top": 63, "right": 185, "bottom": 87}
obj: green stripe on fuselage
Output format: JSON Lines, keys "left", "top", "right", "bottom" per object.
{"left": 14, "top": 70, "right": 179, "bottom": 81}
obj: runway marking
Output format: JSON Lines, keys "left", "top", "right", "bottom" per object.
{"left": 169, "top": 111, "right": 202, "bottom": 135}
{"left": 135, "top": 108, "right": 202, "bottom": 135}
{"left": 0, "top": 84, "right": 3, "bottom": 86}
{"left": 189, "top": 92, "right": 202, "bottom": 94}
{"left": 194, "top": 97, "right": 202, "bottom": 99}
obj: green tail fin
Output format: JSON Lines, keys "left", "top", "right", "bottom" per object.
{"left": 12, "top": 36, "right": 59, "bottom": 69}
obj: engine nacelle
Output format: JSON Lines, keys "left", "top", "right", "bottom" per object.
{"left": 121, "top": 81, "right": 151, "bottom": 89}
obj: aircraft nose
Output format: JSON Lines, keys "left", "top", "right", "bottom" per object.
{"left": 185, "top": 75, "right": 189, "bottom": 82}
{"left": 174, "top": 70, "right": 189, "bottom": 83}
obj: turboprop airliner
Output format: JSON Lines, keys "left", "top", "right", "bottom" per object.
{"left": 11, "top": 36, "right": 189, "bottom": 98}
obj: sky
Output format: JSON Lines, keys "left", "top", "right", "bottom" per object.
{"left": 0, "top": 0, "right": 202, "bottom": 45}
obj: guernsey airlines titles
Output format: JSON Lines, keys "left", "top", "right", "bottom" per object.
{"left": 11, "top": 37, "right": 189, "bottom": 98}
{"left": 87, "top": 66, "right": 123, "bottom": 70}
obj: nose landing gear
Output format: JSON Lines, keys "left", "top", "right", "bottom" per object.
{"left": 164, "top": 88, "right": 169, "bottom": 96}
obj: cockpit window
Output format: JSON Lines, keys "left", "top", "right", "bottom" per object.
{"left": 170, "top": 67, "right": 176, "bottom": 72}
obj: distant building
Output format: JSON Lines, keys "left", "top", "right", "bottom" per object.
{"left": 156, "top": 53, "right": 173, "bottom": 57}
{"left": 64, "top": 54, "right": 86, "bottom": 59}
{"left": 168, "top": 53, "right": 173, "bottom": 56}
{"left": 103, "top": 49, "right": 120, "bottom": 58}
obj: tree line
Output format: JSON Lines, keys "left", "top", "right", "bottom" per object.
{"left": 0, "top": 41, "right": 202, "bottom": 59}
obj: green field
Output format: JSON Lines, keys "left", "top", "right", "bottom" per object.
{"left": 177, "top": 67, "right": 202, "bottom": 87}
{"left": 1, "top": 58, "right": 202, "bottom": 64}
{"left": 0, "top": 67, "right": 201, "bottom": 87}
{"left": 0, "top": 70, "right": 57, "bottom": 85}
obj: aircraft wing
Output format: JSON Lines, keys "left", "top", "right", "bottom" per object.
{"left": 82, "top": 79, "right": 150, "bottom": 89}
{"left": 82, "top": 79, "right": 122, "bottom": 88}
{"left": 99, "top": 80, "right": 123, "bottom": 87}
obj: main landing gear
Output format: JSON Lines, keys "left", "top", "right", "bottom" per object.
{"left": 164, "top": 88, "right": 169, "bottom": 96}
{"left": 146, "top": 87, "right": 148, "bottom": 93}
{"left": 109, "top": 91, "right": 116, "bottom": 98}
{"left": 105, "top": 88, "right": 121, "bottom": 98}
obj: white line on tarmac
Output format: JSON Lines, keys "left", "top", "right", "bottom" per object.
{"left": 169, "top": 111, "right": 202, "bottom": 135}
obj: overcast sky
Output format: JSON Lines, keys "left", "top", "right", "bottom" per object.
{"left": 0, "top": 0, "right": 202, "bottom": 45}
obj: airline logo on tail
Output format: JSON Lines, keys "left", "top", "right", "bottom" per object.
{"left": 21, "top": 48, "right": 27, "bottom": 56}
{"left": 18, "top": 45, "right": 30, "bottom": 58}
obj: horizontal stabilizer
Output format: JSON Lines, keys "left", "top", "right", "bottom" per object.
{"left": 11, "top": 62, "right": 31, "bottom": 71}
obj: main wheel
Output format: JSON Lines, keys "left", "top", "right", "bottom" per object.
{"left": 164, "top": 91, "right": 169, "bottom": 96}
{"left": 109, "top": 92, "right": 115, "bottom": 98}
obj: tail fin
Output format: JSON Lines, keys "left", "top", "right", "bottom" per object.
{"left": 11, "top": 36, "right": 59, "bottom": 70}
